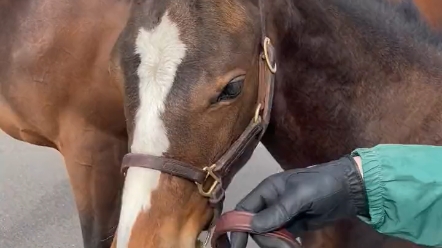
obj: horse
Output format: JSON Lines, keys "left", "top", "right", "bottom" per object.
{"left": 0, "top": 1, "right": 440, "bottom": 248}
{"left": 110, "top": 0, "right": 442, "bottom": 248}
{"left": 0, "top": 1, "right": 132, "bottom": 247}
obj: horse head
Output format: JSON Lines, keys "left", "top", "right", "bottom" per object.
{"left": 113, "top": 0, "right": 281, "bottom": 247}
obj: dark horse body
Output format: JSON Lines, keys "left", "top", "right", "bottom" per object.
{"left": 0, "top": 0, "right": 441, "bottom": 248}
{"left": 260, "top": 0, "right": 442, "bottom": 247}
{"left": 110, "top": 0, "right": 442, "bottom": 248}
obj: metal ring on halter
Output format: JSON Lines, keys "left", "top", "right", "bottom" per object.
{"left": 253, "top": 103, "right": 262, "bottom": 123}
{"left": 263, "top": 37, "right": 277, "bottom": 73}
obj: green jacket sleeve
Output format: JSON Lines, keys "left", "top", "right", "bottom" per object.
{"left": 351, "top": 144, "right": 442, "bottom": 247}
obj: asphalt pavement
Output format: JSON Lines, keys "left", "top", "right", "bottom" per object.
{"left": 0, "top": 130, "right": 282, "bottom": 248}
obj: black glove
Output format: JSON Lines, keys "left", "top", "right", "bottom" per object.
{"left": 231, "top": 156, "right": 369, "bottom": 248}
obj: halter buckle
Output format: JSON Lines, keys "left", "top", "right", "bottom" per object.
{"left": 196, "top": 164, "right": 221, "bottom": 198}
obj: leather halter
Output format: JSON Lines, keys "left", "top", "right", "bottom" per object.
{"left": 121, "top": 21, "right": 276, "bottom": 210}
{"left": 120, "top": 1, "right": 301, "bottom": 247}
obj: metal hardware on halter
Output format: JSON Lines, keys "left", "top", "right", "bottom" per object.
{"left": 195, "top": 226, "right": 215, "bottom": 248}
{"left": 204, "top": 226, "right": 215, "bottom": 248}
{"left": 263, "top": 37, "right": 277, "bottom": 73}
{"left": 195, "top": 164, "right": 221, "bottom": 197}
{"left": 253, "top": 103, "right": 262, "bottom": 123}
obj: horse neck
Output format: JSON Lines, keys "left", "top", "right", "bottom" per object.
{"left": 261, "top": 0, "right": 442, "bottom": 168}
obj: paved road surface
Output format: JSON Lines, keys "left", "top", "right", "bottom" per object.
{"left": 0, "top": 131, "right": 282, "bottom": 248}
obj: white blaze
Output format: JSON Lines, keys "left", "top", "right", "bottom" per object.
{"left": 116, "top": 11, "right": 187, "bottom": 248}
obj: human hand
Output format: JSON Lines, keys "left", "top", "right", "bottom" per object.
{"left": 231, "top": 156, "right": 368, "bottom": 248}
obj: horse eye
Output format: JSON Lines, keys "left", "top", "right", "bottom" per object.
{"left": 216, "top": 77, "right": 244, "bottom": 102}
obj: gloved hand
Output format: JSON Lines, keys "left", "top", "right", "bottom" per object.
{"left": 231, "top": 156, "right": 369, "bottom": 248}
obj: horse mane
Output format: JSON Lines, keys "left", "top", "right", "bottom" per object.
{"left": 272, "top": 0, "right": 442, "bottom": 79}
{"left": 275, "top": 0, "right": 442, "bottom": 47}
{"left": 334, "top": 0, "right": 442, "bottom": 47}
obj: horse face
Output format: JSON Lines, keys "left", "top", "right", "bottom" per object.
{"left": 115, "top": 1, "right": 263, "bottom": 247}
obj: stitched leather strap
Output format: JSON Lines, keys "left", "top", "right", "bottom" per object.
{"left": 121, "top": 153, "right": 208, "bottom": 184}
{"left": 212, "top": 211, "right": 302, "bottom": 248}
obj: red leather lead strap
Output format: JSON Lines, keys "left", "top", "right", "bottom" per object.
{"left": 211, "top": 211, "right": 302, "bottom": 248}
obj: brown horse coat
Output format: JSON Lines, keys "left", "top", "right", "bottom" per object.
{"left": 0, "top": 1, "right": 132, "bottom": 247}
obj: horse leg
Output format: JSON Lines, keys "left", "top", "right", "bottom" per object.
{"left": 298, "top": 220, "right": 376, "bottom": 248}
{"left": 298, "top": 225, "right": 347, "bottom": 248}
{"left": 340, "top": 218, "right": 425, "bottom": 248}
{"left": 59, "top": 125, "right": 127, "bottom": 248}
{"left": 299, "top": 218, "right": 424, "bottom": 248}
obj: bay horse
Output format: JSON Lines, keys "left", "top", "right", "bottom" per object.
{"left": 0, "top": 1, "right": 131, "bottom": 248}
{"left": 0, "top": 1, "right": 441, "bottom": 248}
{"left": 111, "top": 0, "right": 442, "bottom": 248}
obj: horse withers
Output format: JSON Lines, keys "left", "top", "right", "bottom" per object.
{"left": 113, "top": 0, "right": 442, "bottom": 248}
